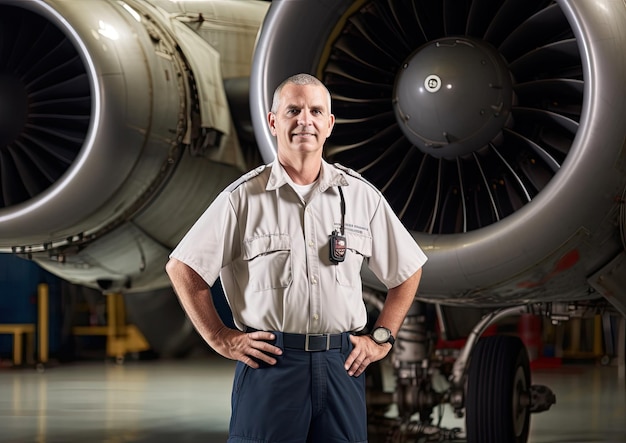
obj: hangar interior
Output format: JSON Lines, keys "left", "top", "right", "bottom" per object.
{"left": 2, "top": 0, "right": 626, "bottom": 442}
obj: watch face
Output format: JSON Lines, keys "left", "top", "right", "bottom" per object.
{"left": 373, "top": 327, "right": 390, "bottom": 343}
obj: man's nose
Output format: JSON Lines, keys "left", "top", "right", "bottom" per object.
{"left": 298, "top": 111, "right": 313, "bottom": 126}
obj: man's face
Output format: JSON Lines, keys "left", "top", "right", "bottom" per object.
{"left": 268, "top": 83, "right": 335, "bottom": 161}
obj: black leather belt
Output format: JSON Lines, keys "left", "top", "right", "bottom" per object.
{"left": 245, "top": 328, "right": 344, "bottom": 352}
{"left": 283, "top": 332, "right": 343, "bottom": 352}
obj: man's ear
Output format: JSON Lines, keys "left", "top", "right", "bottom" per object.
{"left": 326, "top": 113, "right": 336, "bottom": 138}
{"left": 267, "top": 112, "right": 277, "bottom": 136}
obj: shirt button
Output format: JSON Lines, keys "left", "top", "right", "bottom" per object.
{"left": 313, "top": 314, "right": 319, "bottom": 321}
{"left": 311, "top": 277, "right": 317, "bottom": 285}
{"left": 308, "top": 240, "right": 314, "bottom": 247}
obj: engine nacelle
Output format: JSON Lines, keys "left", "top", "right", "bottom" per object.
{"left": 0, "top": 0, "right": 269, "bottom": 291}
{"left": 250, "top": 0, "right": 626, "bottom": 316}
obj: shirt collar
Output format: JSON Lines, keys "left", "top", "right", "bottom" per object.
{"left": 266, "top": 159, "right": 349, "bottom": 192}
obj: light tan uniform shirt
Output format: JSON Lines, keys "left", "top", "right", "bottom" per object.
{"left": 170, "top": 160, "right": 428, "bottom": 334}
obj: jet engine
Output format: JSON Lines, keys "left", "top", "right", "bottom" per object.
{"left": 0, "top": 0, "right": 269, "bottom": 292}
{"left": 251, "top": 0, "right": 626, "bottom": 316}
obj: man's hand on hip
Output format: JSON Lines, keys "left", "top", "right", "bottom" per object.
{"left": 212, "top": 327, "right": 283, "bottom": 369}
{"left": 344, "top": 334, "right": 391, "bottom": 377}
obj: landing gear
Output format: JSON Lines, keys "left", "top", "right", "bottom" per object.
{"left": 466, "top": 335, "right": 531, "bottom": 443}
{"left": 364, "top": 299, "right": 559, "bottom": 442}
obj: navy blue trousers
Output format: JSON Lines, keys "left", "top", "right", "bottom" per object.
{"left": 227, "top": 332, "right": 367, "bottom": 443}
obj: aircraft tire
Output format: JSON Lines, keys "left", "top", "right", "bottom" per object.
{"left": 466, "top": 335, "right": 531, "bottom": 443}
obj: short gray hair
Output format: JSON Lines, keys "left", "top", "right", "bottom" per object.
{"left": 270, "top": 73, "right": 332, "bottom": 113}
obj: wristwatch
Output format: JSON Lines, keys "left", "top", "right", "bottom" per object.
{"left": 370, "top": 326, "right": 395, "bottom": 346}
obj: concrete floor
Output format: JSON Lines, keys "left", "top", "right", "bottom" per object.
{"left": 0, "top": 356, "right": 624, "bottom": 443}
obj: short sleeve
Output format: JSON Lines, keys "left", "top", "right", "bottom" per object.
{"left": 367, "top": 197, "right": 428, "bottom": 288}
{"left": 170, "top": 191, "right": 239, "bottom": 286}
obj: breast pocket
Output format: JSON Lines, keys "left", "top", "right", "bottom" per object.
{"left": 336, "top": 232, "right": 372, "bottom": 287}
{"left": 243, "top": 234, "right": 292, "bottom": 292}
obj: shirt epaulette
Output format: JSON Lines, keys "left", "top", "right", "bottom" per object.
{"left": 332, "top": 163, "right": 381, "bottom": 194}
{"left": 225, "top": 164, "right": 268, "bottom": 192}
{"left": 332, "top": 162, "right": 361, "bottom": 178}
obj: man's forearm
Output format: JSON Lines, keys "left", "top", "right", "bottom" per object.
{"left": 374, "top": 268, "right": 423, "bottom": 337}
{"left": 165, "top": 258, "right": 226, "bottom": 346}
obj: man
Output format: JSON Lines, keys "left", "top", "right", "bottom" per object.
{"left": 166, "top": 73, "right": 427, "bottom": 442}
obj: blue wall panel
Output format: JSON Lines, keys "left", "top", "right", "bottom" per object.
{"left": 0, "top": 254, "right": 62, "bottom": 358}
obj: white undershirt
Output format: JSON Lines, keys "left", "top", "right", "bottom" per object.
{"left": 290, "top": 180, "right": 318, "bottom": 203}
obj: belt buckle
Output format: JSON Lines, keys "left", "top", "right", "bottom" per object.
{"left": 305, "top": 334, "right": 330, "bottom": 351}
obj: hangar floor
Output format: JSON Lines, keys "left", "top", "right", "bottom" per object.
{"left": 0, "top": 356, "right": 625, "bottom": 443}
